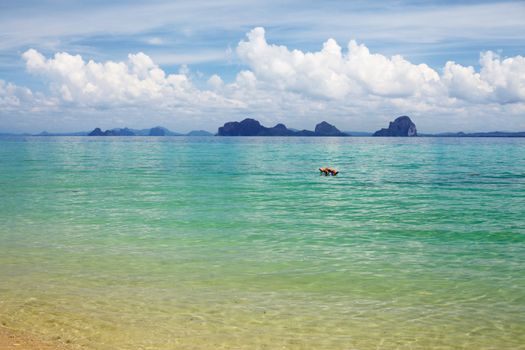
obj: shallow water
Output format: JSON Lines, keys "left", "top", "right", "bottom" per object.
{"left": 0, "top": 136, "right": 524, "bottom": 349}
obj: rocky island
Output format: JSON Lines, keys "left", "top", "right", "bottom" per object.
{"left": 217, "top": 118, "right": 348, "bottom": 136}
{"left": 24, "top": 115, "right": 525, "bottom": 138}
{"left": 87, "top": 127, "right": 212, "bottom": 136}
{"left": 373, "top": 116, "right": 417, "bottom": 136}
{"left": 88, "top": 127, "right": 135, "bottom": 136}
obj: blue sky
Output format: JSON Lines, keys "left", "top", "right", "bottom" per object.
{"left": 1, "top": 0, "right": 524, "bottom": 133}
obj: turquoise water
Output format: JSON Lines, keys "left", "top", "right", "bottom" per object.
{"left": 0, "top": 136, "right": 524, "bottom": 349}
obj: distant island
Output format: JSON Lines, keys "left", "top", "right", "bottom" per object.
{"left": 371, "top": 116, "right": 525, "bottom": 137}
{"left": 2, "top": 116, "right": 525, "bottom": 137}
{"left": 216, "top": 116, "right": 525, "bottom": 137}
{"left": 423, "top": 131, "right": 525, "bottom": 137}
{"left": 373, "top": 116, "right": 417, "bottom": 136}
{"left": 86, "top": 127, "right": 213, "bottom": 137}
{"left": 215, "top": 116, "right": 418, "bottom": 137}
{"left": 217, "top": 119, "right": 348, "bottom": 136}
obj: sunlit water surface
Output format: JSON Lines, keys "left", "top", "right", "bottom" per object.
{"left": 0, "top": 136, "right": 524, "bottom": 349}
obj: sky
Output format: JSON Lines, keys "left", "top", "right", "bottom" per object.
{"left": 0, "top": 0, "right": 524, "bottom": 133}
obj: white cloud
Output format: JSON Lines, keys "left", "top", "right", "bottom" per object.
{"left": 0, "top": 79, "right": 35, "bottom": 109}
{"left": 1, "top": 1, "right": 524, "bottom": 53}
{"left": 207, "top": 74, "right": 223, "bottom": 90}
{"left": 236, "top": 27, "right": 525, "bottom": 105}
{"left": 21, "top": 49, "right": 235, "bottom": 109}
{"left": 18, "top": 29, "right": 525, "bottom": 111}
{"left": 443, "top": 51, "right": 525, "bottom": 104}
{"left": 442, "top": 61, "right": 492, "bottom": 103}
{"left": 5, "top": 27, "right": 525, "bottom": 133}
{"left": 146, "top": 37, "right": 163, "bottom": 45}
{"left": 478, "top": 51, "right": 525, "bottom": 104}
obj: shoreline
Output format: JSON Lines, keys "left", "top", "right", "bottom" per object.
{"left": 0, "top": 325, "right": 69, "bottom": 350}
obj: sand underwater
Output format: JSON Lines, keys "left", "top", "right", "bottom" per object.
{"left": 1, "top": 136, "right": 524, "bottom": 349}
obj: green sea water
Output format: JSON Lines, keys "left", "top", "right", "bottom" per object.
{"left": 0, "top": 136, "right": 524, "bottom": 349}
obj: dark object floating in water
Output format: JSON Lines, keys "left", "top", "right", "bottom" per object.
{"left": 319, "top": 167, "right": 339, "bottom": 176}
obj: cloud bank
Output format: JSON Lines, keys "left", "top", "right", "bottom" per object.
{"left": 21, "top": 49, "right": 231, "bottom": 109}
{"left": 2, "top": 27, "right": 525, "bottom": 132}
{"left": 237, "top": 27, "right": 524, "bottom": 105}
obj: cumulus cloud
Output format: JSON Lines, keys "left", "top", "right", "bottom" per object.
{"left": 5, "top": 27, "right": 525, "bottom": 133}
{"left": 237, "top": 27, "right": 443, "bottom": 100}
{"left": 236, "top": 27, "right": 525, "bottom": 105}
{"left": 478, "top": 51, "right": 525, "bottom": 103}
{"left": 0, "top": 79, "right": 35, "bottom": 109}
{"left": 442, "top": 61, "right": 492, "bottom": 102}
{"left": 20, "top": 29, "right": 525, "bottom": 110}
{"left": 21, "top": 48, "right": 234, "bottom": 109}
{"left": 207, "top": 74, "right": 223, "bottom": 90}
{"left": 444, "top": 51, "right": 525, "bottom": 104}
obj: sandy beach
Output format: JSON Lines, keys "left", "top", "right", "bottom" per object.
{"left": 0, "top": 326, "right": 69, "bottom": 350}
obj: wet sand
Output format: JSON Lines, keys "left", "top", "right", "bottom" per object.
{"left": 0, "top": 326, "right": 69, "bottom": 350}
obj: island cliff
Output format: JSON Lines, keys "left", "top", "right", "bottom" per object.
{"left": 87, "top": 127, "right": 212, "bottom": 136}
{"left": 88, "top": 127, "right": 135, "bottom": 136}
{"left": 217, "top": 119, "right": 293, "bottom": 136}
{"left": 315, "top": 121, "right": 347, "bottom": 136}
{"left": 217, "top": 118, "right": 348, "bottom": 136}
{"left": 373, "top": 116, "right": 417, "bottom": 136}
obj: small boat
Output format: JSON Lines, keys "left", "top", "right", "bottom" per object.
{"left": 319, "top": 167, "right": 339, "bottom": 176}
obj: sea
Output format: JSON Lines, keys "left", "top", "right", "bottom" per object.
{"left": 0, "top": 136, "right": 524, "bottom": 349}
